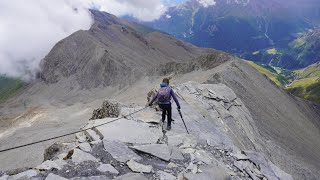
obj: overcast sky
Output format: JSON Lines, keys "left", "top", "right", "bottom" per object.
{"left": 0, "top": 0, "right": 214, "bottom": 80}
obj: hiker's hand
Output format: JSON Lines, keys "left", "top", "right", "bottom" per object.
{"left": 177, "top": 106, "right": 181, "bottom": 110}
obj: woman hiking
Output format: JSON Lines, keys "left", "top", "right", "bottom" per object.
{"left": 148, "top": 78, "right": 181, "bottom": 130}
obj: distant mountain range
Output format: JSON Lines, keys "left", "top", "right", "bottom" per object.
{"left": 142, "top": 0, "right": 320, "bottom": 69}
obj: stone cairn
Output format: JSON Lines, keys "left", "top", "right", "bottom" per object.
{"left": 90, "top": 100, "right": 120, "bottom": 120}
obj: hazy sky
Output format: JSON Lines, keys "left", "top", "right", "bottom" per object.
{"left": 0, "top": 0, "right": 213, "bottom": 79}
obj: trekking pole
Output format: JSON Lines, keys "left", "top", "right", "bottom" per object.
{"left": 177, "top": 109, "right": 190, "bottom": 134}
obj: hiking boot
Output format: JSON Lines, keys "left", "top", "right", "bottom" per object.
{"left": 166, "top": 125, "right": 171, "bottom": 131}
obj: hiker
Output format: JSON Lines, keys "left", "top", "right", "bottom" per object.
{"left": 148, "top": 78, "right": 181, "bottom": 130}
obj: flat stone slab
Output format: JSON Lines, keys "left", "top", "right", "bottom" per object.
{"left": 97, "top": 164, "right": 119, "bottom": 175}
{"left": 157, "top": 171, "right": 176, "bottom": 180}
{"left": 121, "top": 107, "right": 161, "bottom": 124}
{"left": 71, "top": 149, "right": 99, "bottom": 164}
{"left": 9, "top": 170, "right": 38, "bottom": 180}
{"left": 114, "top": 173, "right": 148, "bottom": 180}
{"left": 170, "top": 146, "right": 184, "bottom": 160}
{"left": 35, "top": 160, "right": 61, "bottom": 170}
{"left": 103, "top": 140, "right": 142, "bottom": 163}
{"left": 132, "top": 144, "right": 171, "bottom": 161}
{"left": 194, "top": 150, "right": 216, "bottom": 165}
{"left": 96, "top": 119, "right": 162, "bottom": 144}
{"left": 127, "top": 159, "right": 153, "bottom": 173}
{"left": 45, "top": 173, "right": 68, "bottom": 180}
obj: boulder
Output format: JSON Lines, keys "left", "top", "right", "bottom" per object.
{"left": 126, "top": 159, "right": 153, "bottom": 173}
{"left": 103, "top": 140, "right": 141, "bottom": 163}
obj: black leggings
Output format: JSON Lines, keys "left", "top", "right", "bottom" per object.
{"left": 159, "top": 104, "right": 172, "bottom": 126}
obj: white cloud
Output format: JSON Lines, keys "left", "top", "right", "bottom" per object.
{"left": 0, "top": 0, "right": 168, "bottom": 80}
{"left": 94, "top": 0, "right": 167, "bottom": 22}
{"left": 0, "top": 0, "right": 92, "bottom": 79}
{"left": 198, "top": 0, "right": 216, "bottom": 7}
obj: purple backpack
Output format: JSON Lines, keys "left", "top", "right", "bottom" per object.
{"left": 158, "top": 87, "right": 171, "bottom": 102}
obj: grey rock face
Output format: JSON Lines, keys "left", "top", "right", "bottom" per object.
{"left": 45, "top": 173, "right": 68, "bottom": 180}
{"left": 90, "top": 100, "right": 120, "bottom": 120}
{"left": 126, "top": 159, "right": 153, "bottom": 173}
{"left": 97, "top": 164, "right": 119, "bottom": 174}
{"left": 132, "top": 144, "right": 171, "bottom": 161}
{"left": 103, "top": 140, "right": 142, "bottom": 163}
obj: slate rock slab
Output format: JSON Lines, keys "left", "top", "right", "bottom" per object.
{"left": 103, "top": 140, "right": 142, "bottom": 163}
{"left": 132, "top": 144, "right": 171, "bottom": 161}
{"left": 114, "top": 173, "right": 148, "bottom": 180}
{"left": 45, "top": 173, "right": 68, "bottom": 180}
{"left": 71, "top": 149, "right": 98, "bottom": 164}
{"left": 35, "top": 160, "right": 61, "bottom": 170}
{"left": 96, "top": 119, "right": 162, "bottom": 144}
{"left": 71, "top": 176, "right": 111, "bottom": 180}
{"left": 8, "top": 170, "right": 38, "bottom": 180}
{"left": 126, "top": 159, "right": 153, "bottom": 173}
{"left": 79, "top": 142, "right": 92, "bottom": 153}
{"left": 185, "top": 164, "right": 230, "bottom": 180}
{"left": 97, "top": 164, "right": 119, "bottom": 175}
{"left": 157, "top": 171, "right": 176, "bottom": 180}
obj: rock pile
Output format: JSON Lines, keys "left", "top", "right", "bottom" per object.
{"left": 90, "top": 100, "right": 120, "bottom": 120}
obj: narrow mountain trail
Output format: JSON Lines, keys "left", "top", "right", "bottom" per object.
{"left": 0, "top": 82, "right": 293, "bottom": 180}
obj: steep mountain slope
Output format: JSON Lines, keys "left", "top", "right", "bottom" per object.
{"left": 0, "top": 76, "right": 24, "bottom": 103}
{"left": 40, "top": 10, "right": 203, "bottom": 89}
{"left": 0, "top": 10, "right": 320, "bottom": 180}
{"left": 143, "top": 0, "right": 320, "bottom": 68}
{"left": 246, "top": 60, "right": 320, "bottom": 104}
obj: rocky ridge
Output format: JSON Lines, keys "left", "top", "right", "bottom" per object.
{"left": 0, "top": 82, "right": 293, "bottom": 180}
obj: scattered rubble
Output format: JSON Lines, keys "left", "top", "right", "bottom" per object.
{"left": 2, "top": 86, "right": 294, "bottom": 179}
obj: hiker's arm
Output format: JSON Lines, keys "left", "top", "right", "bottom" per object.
{"left": 148, "top": 92, "right": 158, "bottom": 106}
{"left": 171, "top": 89, "right": 181, "bottom": 109}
